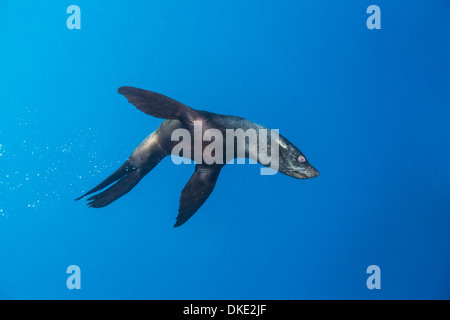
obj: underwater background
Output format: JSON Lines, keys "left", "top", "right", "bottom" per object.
{"left": 0, "top": 0, "right": 449, "bottom": 299}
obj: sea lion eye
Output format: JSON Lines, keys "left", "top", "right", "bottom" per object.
{"left": 298, "top": 155, "right": 306, "bottom": 163}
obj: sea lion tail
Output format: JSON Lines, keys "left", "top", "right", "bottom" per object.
{"left": 75, "top": 161, "right": 143, "bottom": 207}
{"left": 75, "top": 161, "right": 129, "bottom": 201}
{"left": 84, "top": 170, "right": 143, "bottom": 208}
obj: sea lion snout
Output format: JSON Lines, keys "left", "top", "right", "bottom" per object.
{"left": 308, "top": 166, "right": 320, "bottom": 178}
{"left": 287, "top": 165, "right": 319, "bottom": 179}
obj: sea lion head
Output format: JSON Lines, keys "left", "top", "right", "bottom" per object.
{"left": 276, "top": 136, "right": 319, "bottom": 179}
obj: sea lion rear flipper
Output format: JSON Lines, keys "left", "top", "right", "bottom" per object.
{"left": 174, "top": 164, "right": 223, "bottom": 227}
{"left": 85, "top": 169, "right": 144, "bottom": 208}
{"left": 75, "top": 160, "right": 141, "bottom": 206}
{"left": 118, "top": 86, "right": 203, "bottom": 128}
{"left": 76, "top": 142, "right": 166, "bottom": 206}
{"left": 75, "top": 161, "right": 129, "bottom": 201}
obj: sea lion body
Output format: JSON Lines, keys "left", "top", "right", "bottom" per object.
{"left": 77, "top": 87, "right": 319, "bottom": 227}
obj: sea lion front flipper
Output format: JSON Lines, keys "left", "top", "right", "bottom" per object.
{"left": 118, "top": 86, "right": 203, "bottom": 128}
{"left": 174, "top": 164, "right": 223, "bottom": 227}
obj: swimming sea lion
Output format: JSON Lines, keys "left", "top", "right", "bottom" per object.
{"left": 76, "top": 86, "right": 319, "bottom": 227}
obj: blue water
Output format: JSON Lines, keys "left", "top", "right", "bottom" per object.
{"left": 0, "top": 0, "right": 449, "bottom": 300}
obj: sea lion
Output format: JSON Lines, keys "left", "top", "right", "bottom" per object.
{"left": 76, "top": 86, "right": 319, "bottom": 227}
